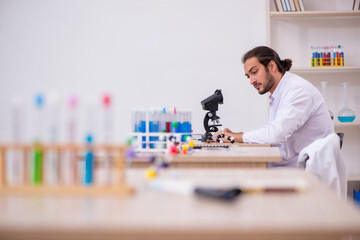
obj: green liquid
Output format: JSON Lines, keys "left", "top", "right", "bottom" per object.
{"left": 33, "top": 144, "right": 43, "bottom": 185}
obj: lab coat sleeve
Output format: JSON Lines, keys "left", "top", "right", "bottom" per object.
{"left": 243, "top": 86, "right": 318, "bottom": 145}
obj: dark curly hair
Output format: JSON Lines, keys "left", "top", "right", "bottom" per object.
{"left": 242, "top": 46, "right": 292, "bottom": 74}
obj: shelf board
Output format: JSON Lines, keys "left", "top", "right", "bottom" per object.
{"left": 334, "top": 122, "right": 360, "bottom": 127}
{"left": 290, "top": 66, "right": 360, "bottom": 74}
{"left": 348, "top": 176, "right": 360, "bottom": 181}
{"left": 270, "top": 11, "right": 360, "bottom": 18}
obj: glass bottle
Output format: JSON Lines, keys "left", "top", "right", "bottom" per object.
{"left": 320, "top": 81, "right": 334, "bottom": 120}
{"left": 337, "top": 82, "right": 356, "bottom": 122}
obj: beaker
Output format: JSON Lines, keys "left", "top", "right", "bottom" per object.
{"left": 337, "top": 82, "right": 356, "bottom": 122}
{"left": 320, "top": 81, "right": 334, "bottom": 120}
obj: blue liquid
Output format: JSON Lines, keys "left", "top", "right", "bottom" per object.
{"left": 149, "top": 121, "right": 159, "bottom": 149}
{"left": 84, "top": 151, "right": 93, "bottom": 185}
{"left": 140, "top": 121, "right": 146, "bottom": 148}
{"left": 338, "top": 116, "right": 355, "bottom": 122}
{"left": 181, "top": 122, "right": 191, "bottom": 141}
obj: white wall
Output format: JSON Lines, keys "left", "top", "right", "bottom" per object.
{"left": 0, "top": 0, "right": 268, "bottom": 143}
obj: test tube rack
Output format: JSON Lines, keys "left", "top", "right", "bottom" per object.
{"left": 129, "top": 132, "right": 192, "bottom": 153}
{"left": 311, "top": 57, "right": 344, "bottom": 67}
{"left": 0, "top": 143, "right": 133, "bottom": 196}
{"left": 311, "top": 45, "right": 345, "bottom": 67}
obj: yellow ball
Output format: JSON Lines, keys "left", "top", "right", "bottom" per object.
{"left": 182, "top": 144, "right": 189, "bottom": 151}
{"left": 145, "top": 168, "right": 157, "bottom": 179}
{"left": 188, "top": 140, "right": 195, "bottom": 148}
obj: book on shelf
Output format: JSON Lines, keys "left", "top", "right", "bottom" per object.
{"left": 289, "top": 0, "right": 296, "bottom": 11}
{"left": 281, "top": 0, "right": 289, "bottom": 11}
{"left": 274, "top": 0, "right": 284, "bottom": 11}
{"left": 298, "top": 0, "right": 305, "bottom": 11}
{"left": 275, "top": 0, "right": 303, "bottom": 12}
{"left": 353, "top": 0, "right": 360, "bottom": 10}
{"left": 293, "top": 0, "right": 301, "bottom": 11}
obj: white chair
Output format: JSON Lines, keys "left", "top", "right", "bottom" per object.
{"left": 297, "top": 133, "right": 347, "bottom": 198}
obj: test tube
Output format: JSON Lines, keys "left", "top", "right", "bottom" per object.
{"left": 7, "top": 95, "right": 25, "bottom": 185}
{"left": 102, "top": 93, "right": 113, "bottom": 185}
{"left": 44, "top": 92, "right": 60, "bottom": 186}
{"left": 84, "top": 134, "right": 94, "bottom": 186}
{"left": 139, "top": 109, "right": 146, "bottom": 148}
{"left": 333, "top": 45, "right": 337, "bottom": 66}
{"left": 173, "top": 107, "right": 181, "bottom": 134}
{"left": 62, "top": 94, "right": 78, "bottom": 185}
{"left": 165, "top": 107, "right": 171, "bottom": 133}
{"left": 148, "top": 108, "right": 159, "bottom": 148}
{"left": 339, "top": 45, "right": 344, "bottom": 66}
{"left": 84, "top": 95, "right": 96, "bottom": 185}
{"left": 33, "top": 93, "right": 44, "bottom": 185}
{"left": 185, "top": 109, "right": 192, "bottom": 139}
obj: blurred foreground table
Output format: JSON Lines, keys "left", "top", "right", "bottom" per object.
{"left": 1, "top": 168, "right": 360, "bottom": 240}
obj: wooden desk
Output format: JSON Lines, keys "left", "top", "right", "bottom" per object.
{"left": 131, "top": 146, "right": 281, "bottom": 168}
{"left": 1, "top": 169, "right": 360, "bottom": 240}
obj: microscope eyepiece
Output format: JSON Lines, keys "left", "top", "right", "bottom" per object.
{"left": 201, "top": 89, "right": 223, "bottom": 112}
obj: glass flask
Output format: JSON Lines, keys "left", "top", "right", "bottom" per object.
{"left": 337, "top": 82, "right": 356, "bottom": 122}
{"left": 320, "top": 81, "right": 334, "bottom": 120}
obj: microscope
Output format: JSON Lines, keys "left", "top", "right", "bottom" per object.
{"left": 200, "top": 89, "right": 223, "bottom": 142}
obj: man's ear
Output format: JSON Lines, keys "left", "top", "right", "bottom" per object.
{"left": 269, "top": 60, "right": 277, "bottom": 72}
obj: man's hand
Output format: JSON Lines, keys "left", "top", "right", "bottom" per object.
{"left": 212, "top": 128, "right": 243, "bottom": 143}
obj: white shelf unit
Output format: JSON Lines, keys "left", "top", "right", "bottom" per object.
{"left": 334, "top": 122, "right": 360, "bottom": 128}
{"left": 290, "top": 66, "right": 360, "bottom": 74}
{"left": 267, "top": 0, "right": 360, "bottom": 180}
{"left": 348, "top": 176, "right": 360, "bottom": 182}
{"left": 270, "top": 10, "right": 360, "bottom": 18}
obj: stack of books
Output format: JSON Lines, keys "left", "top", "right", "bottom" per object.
{"left": 274, "top": 0, "right": 305, "bottom": 12}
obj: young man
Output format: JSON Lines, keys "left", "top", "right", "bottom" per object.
{"left": 215, "top": 46, "right": 334, "bottom": 167}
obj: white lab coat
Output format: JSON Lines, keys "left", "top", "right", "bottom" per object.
{"left": 243, "top": 72, "right": 334, "bottom": 167}
{"left": 297, "top": 133, "right": 347, "bottom": 198}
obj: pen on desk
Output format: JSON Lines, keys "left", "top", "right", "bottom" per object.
{"left": 149, "top": 179, "right": 305, "bottom": 201}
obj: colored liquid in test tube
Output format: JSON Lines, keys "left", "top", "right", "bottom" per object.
{"left": 159, "top": 108, "right": 167, "bottom": 133}
{"left": 84, "top": 134, "right": 94, "bottom": 185}
{"left": 33, "top": 93, "right": 44, "bottom": 185}
{"left": 102, "top": 93, "right": 113, "bottom": 185}
{"left": 148, "top": 108, "right": 159, "bottom": 149}
{"left": 181, "top": 109, "right": 192, "bottom": 141}
{"left": 165, "top": 107, "right": 171, "bottom": 133}
{"left": 84, "top": 95, "right": 96, "bottom": 185}
{"left": 173, "top": 107, "right": 181, "bottom": 134}
{"left": 139, "top": 109, "right": 146, "bottom": 148}
{"left": 132, "top": 109, "right": 145, "bottom": 148}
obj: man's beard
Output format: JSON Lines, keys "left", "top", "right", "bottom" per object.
{"left": 258, "top": 70, "right": 275, "bottom": 95}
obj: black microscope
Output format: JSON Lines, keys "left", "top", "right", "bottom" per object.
{"left": 200, "top": 89, "right": 223, "bottom": 142}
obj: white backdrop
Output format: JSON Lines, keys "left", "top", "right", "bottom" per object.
{"left": 0, "top": 0, "right": 268, "bottom": 143}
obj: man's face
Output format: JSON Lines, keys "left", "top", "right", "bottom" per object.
{"left": 244, "top": 57, "right": 275, "bottom": 95}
